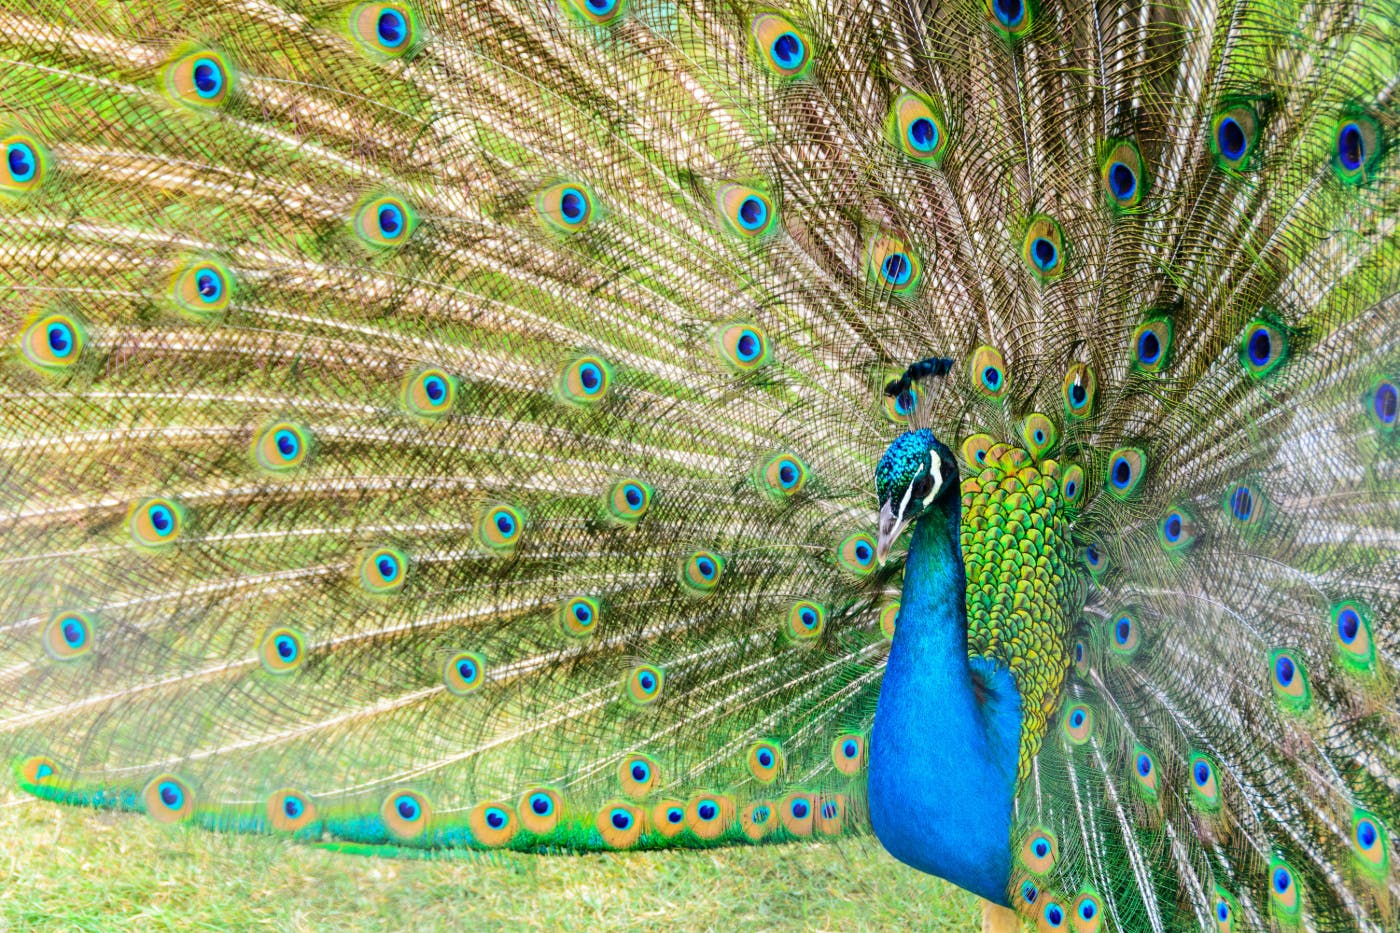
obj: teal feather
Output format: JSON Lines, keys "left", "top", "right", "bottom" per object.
{"left": 1, "top": 0, "right": 1398, "bottom": 928}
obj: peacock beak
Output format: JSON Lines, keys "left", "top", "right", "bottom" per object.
{"left": 875, "top": 498, "right": 912, "bottom": 566}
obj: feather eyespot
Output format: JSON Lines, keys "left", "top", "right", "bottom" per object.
{"left": 780, "top": 791, "right": 814, "bottom": 836}
{"left": 128, "top": 497, "right": 184, "bottom": 548}
{"left": 1060, "top": 464, "right": 1084, "bottom": 507}
{"left": 1105, "top": 447, "right": 1146, "bottom": 498}
{"left": 753, "top": 15, "right": 811, "bottom": 77}
{"left": 1061, "top": 704, "right": 1093, "bottom": 745}
{"left": 1021, "top": 414, "right": 1057, "bottom": 459}
{"left": 597, "top": 801, "right": 643, "bottom": 848}
{"left": 349, "top": 3, "right": 417, "bottom": 56}
{"left": 2, "top": 132, "right": 46, "bottom": 193}
{"left": 519, "top": 788, "right": 562, "bottom": 835}
{"left": 1082, "top": 542, "right": 1106, "bottom": 576}
{"left": 623, "top": 664, "right": 664, "bottom": 706}
{"left": 1040, "top": 899, "right": 1068, "bottom": 930}
{"left": 557, "top": 355, "right": 612, "bottom": 405}
{"left": 740, "top": 801, "right": 776, "bottom": 841}
{"left": 170, "top": 260, "right": 233, "bottom": 317}
{"left": 359, "top": 546, "right": 407, "bottom": 593}
{"left": 143, "top": 775, "right": 195, "bottom": 823}
{"left": 1022, "top": 216, "right": 1065, "bottom": 279}
{"left": 969, "top": 347, "right": 1008, "bottom": 398}
{"left": 566, "top": 0, "right": 626, "bottom": 26}
{"left": 618, "top": 753, "right": 659, "bottom": 797}
{"left": 985, "top": 0, "right": 1033, "bottom": 36}
{"left": 20, "top": 313, "right": 85, "bottom": 372}
{"left": 268, "top": 789, "right": 318, "bottom": 833}
{"left": 889, "top": 92, "right": 948, "bottom": 162}
{"left": 717, "top": 322, "right": 771, "bottom": 370}
{"left": 1019, "top": 827, "right": 1057, "bottom": 874}
{"left": 867, "top": 235, "right": 920, "bottom": 294}
{"left": 836, "top": 532, "right": 877, "bottom": 575}
{"left": 537, "top": 182, "right": 594, "bottom": 232}
{"left": 784, "top": 600, "right": 825, "bottom": 643}
{"left": 468, "top": 802, "right": 518, "bottom": 847}
{"left": 1131, "top": 747, "right": 1160, "bottom": 803}
{"left": 165, "top": 51, "right": 233, "bottom": 107}
{"left": 403, "top": 368, "right": 457, "bottom": 418}
{"left": 747, "top": 742, "right": 783, "bottom": 783}
{"left": 1212, "top": 888, "right": 1239, "bottom": 932}
{"left": 1109, "top": 612, "right": 1140, "bottom": 657}
{"left": 1062, "top": 364, "right": 1096, "bottom": 418}
{"left": 259, "top": 627, "right": 305, "bottom": 674}
{"left": 1240, "top": 319, "right": 1287, "bottom": 377}
{"left": 1366, "top": 379, "right": 1396, "bottom": 429}
{"left": 42, "top": 610, "right": 95, "bottom": 661}
{"left": 1331, "top": 601, "right": 1375, "bottom": 672}
{"left": 883, "top": 380, "right": 918, "bottom": 423}
{"left": 1101, "top": 140, "right": 1147, "bottom": 209}
{"left": 253, "top": 422, "right": 311, "bottom": 472}
{"left": 1269, "top": 648, "right": 1310, "bottom": 711}
{"left": 831, "top": 734, "right": 866, "bottom": 775}
{"left": 652, "top": 800, "right": 687, "bottom": 838}
{"left": 759, "top": 452, "right": 808, "bottom": 498}
{"left": 1072, "top": 638, "right": 1089, "bottom": 676}
{"left": 686, "top": 793, "right": 734, "bottom": 839}
{"left": 1212, "top": 103, "right": 1261, "bottom": 170}
{"left": 716, "top": 184, "right": 777, "bottom": 238}
{"left": 1187, "top": 753, "right": 1221, "bottom": 811}
{"left": 1071, "top": 890, "right": 1103, "bottom": 932}
{"left": 1223, "top": 480, "right": 1266, "bottom": 529}
{"left": 443, "top": 651, "right": 486, "bottom": 696}
{"left": 354, "top": 195, "right": 415, "bottom": 247}
{"left": 1267, "top": 857, "right": 1301, "bottom": 918}
{"left": 1333, "top": 115, "right": 1382, "bottom": 184}
{"left": 559, "top": 596, "right": 600, "bottom": 638}
{"left": 680, "top": 550, "right": 724, "bottom": 594}
{"left": 1351, "top": 809, "right": 1390, "bottom": 878}
{"left": 607, "top": 480, "right": 653, "bottom": 524}
{"left": 382, "top": 790, "right": 431, "bottom": 839}
{"left": 1158, "top": 507, "right": 1198, "bottom": 552}
{"left": 479, "top": 502, "right": 523, "bottom": 551}
{"left": 1131, "top": 319, "right": 1172, "bottom": 372}
{"left": 879, "top": 603, "right": 899, "bottom": 641}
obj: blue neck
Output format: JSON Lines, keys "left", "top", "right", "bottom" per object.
{"left": 868, "top": 495, "right": 1023, "bottom": 906}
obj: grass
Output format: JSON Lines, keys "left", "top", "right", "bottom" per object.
{"left": 0, "top": 793, "right": 981, "bottom": 931}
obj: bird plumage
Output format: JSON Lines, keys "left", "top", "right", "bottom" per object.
{"left": 1, "top": 0, "right": 1397, "bottom": 929}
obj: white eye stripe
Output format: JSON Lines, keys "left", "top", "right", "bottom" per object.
{"left": 920, "top": 460, "right": 943, "bottom": 507}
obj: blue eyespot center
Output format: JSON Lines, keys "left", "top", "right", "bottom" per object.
{"left": 1116, "top": 618, "right": 1131, "bottom": 643}
{"left": 62, "top": 619, "right": 86, "bottom": 648}
{"left": 274, "top": 430, "right": 298, "bottom": 459}
{"left": 753, "top": 806, "right": 770, "bottom": 822}
{"left": 1065, "top": 480, "right": 1077, "bottom": 498}
{"left": 1074, "top": 642, "right": 1084, "bottom": 662}
{"left": 457, "top": 659, "right": 476, "bottom": 681}
{"left": 1031, "top": 237, "right": 1057, "bottom": 271}
{"left": 1137, "top": 754, "right": 1152, "bottom": 777}
{"left": 275, "top": 635, "right": 296, "bottom": 660}
{"left": 736, "top": 330, "right": 760, "bottom": 360}
{"left": 578, "top": 363, "right": 601, "bottom": 392}
{"left": 1110, "top": 458, "right": 1132, "bottom": 488}
{"left": 1164, "top": 514, "right": 1182, "bottom": 541}
{"left": 1230, "top": 486, "right": 1254, "bottom": 521}
{"left": 696, "top": 558, "right": 715, "bottom": 578}
{"left": 994, "top": 0, "right": 1024, "bottom": 27}
{"left": 560, "top": 189, "right": 586, "bottom": 224}
{"left": 1138, "top": 329, "right": 1161, "bottom": 364}
{"left": 284, "top": 797, "right": 303, "bottom": 818}
{"left": 1274, "top": 655, "right": 1295, "bottom": 686}
{"left": 1218, "top": 117, "right": 1246, "bottom": 161}
{"left": 149, "top": 505, "right": 173, "bottom": 534}
{"left": 1337, "top": 608, "right": 1360, "bottom": 643}
{"left": 737, "top": 197, "right": 766, "bottom": 230}
{"left": 779, "top": 462, "right": 798, "bottom": 486}
{"left": 1374, "top": 382, "right": 1397, "bottom": 424}
{"left": 1248, "top": 329, "right": 1272, "bottom": 367}
{"left": 1021, "top": 882, "right": 1038, "bottom": 904}
{"left": 631, "top": 763, "right": 648, "bottom": 782}
{"left": 757, "top": 749, "right": 773, "bottom": 767}
{"left": 1080, "top": 901, "right": 1096, "bottom": 920}
{"left": 1046, "top": 905, "right": 1063, "bottom": 926}
{"left": 908, "top": 117, "right": 937, "bottom": 152}
{"left": 1338, "top": 123, "right": 1364, "bottom": 171}
{"left": 396, "top": 797, "right": 419, "bottom": 820}
{"left": 854, "top": 541, "right": 872, "bottom": 563}
{"left": 611, "top": 809, "right": 631, "bottom": 830}
{"left": 377, "top": 10, "right": 406, "bottom": 47}
{"left": 1217, "top": 901, "right": 1230, "bottom": 921}
{"left": 47, "top": 323, "right": 73, "bottom": 357}
{"left": 495, "top": 512, "right": 515, "bottom": 535}
{"left": 192, "top": 59, "right": 222, "bottom": 97}
{"left": 573, "top": 603, "right": 593, "bottom": 624}
{"left": 1273, "top": 868, "right": 1290, "bottom": 894}
{"left": 800, "top": 609, "right": 817, "bottom": 628}
{"left": 982, "top": 366, "right": 1001, "bottom": 388}
{"left": 159, "top": 781, "right": 183, "bottom": 807}
{"left": 791, "top": 800, "right": 809, "bottom": 818}
{"left": 531, "top": 794, "right": 551, "bottom": 815}
{"left": 1069, "top": 383, "right": 1087, "bottom": 406}
{"left": 378, "top": 204, "right": 402, "bottom": 237}
{"left": 698, "top": 802, "right": 717, "bottom": 820}
{"left": 1085, "top": 545, "right": 1100, "bottom": 566}
{"left": 196, "top": 271, "right": 222, "bottom": 301}
{"left": 377, "top": 556, "right": 398, "bottom": 579}
{"left": 1109, "top": 162, "right": 1136, "bottom": 199}
{"left": 1358, "top": 820, "right": 1378, "bottom": 848}
{"left": 485, "top": 808, "right": 506, "bottom": 829}
{"left": 1194, "top": 761, "right": 1210, "bottom": 786}
{"left": 638, "top": 672, "right": 656, "bottom": 691}
{"left": 424, "top": 377, "right": 446, "bottom": 402}
{"left": 7, "top": 143, "right": 36, "bottom": 182}
{"left": 667, "top": 808, "right": 683, "bottom": 823}
{"left": 1033, "top": 840, "right": 1048, "bottom": 858}
{"left": 881, "top": 253, "right": 912, "bottom": 286}
{"left": 1070, "top": 710, "right": 1084, "bottom": 727}
{"left": 895, "top": 389, "right": 915, "bottom": 415}
{"left": 771, "top": 32, "right": 804, "bottom": 68}
{"left": 821, "top": 801, "right": 837, "bottom": 819}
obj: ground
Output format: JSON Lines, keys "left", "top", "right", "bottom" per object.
{"left": 0, "top": 793, "right": 981, "bottom": 931}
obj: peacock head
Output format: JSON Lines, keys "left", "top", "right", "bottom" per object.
{"left": 875, "top": 429, "right": 958, "bottom": 564}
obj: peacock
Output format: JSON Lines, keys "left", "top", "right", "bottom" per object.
{"left": 1, "top": 0, "right": 1397, "bottom": 929}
